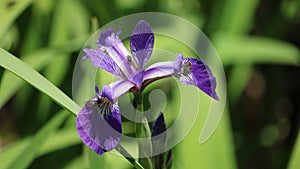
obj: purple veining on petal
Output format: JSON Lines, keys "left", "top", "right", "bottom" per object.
{"left": 100, "top": 85, "right": 113, "bottom": 101}
{"left": 176, "top": 54, "right": 219, "bottom": 100}
{"left": 97, "top": 28, "right": 115, "bottom": 46}
{"left": 130, "top": 20, "right": 154, "bottom": 69}
{"left": 96, "top": 28, "right": 134, "bottom": 77}
{"left": 83, "top": 48, "right": 123, "bottom": 79}
{"left": 76, "top": 90, "right": 122, "bottom": 154}
{"left": 105, "top": 43, "right": 134, "bottom": 76}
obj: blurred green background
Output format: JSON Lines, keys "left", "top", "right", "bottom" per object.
{"left": 0, "top": 0, "right": 300, "bottom": 169}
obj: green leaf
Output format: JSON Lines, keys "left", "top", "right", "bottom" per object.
{"left": 0, "top": 0, "right": 33, "bottom": 39}
{"left": 6, "top": 110, "right": 69, "bottom": 169}
{"left": 0, "top": 127, "right": 81, "bottom": 169}
{"left": 0, "top": 48, "right": 56, "bottom": 109}
{"left": 209, "top": 0, "right": 259, "bottom": 34}
{"left": 215, "top": 35, "right": 300, "bottom": 65}
{"left": 172, "top": 104, "right": 237, "bottom": 169}
{"left": 288, "top": 131, "right": 300, "bottom": 169}
{"left": 38, "top": 128, "right": 81, "bottom": 155}
{"left": 83, "top": 146, "right": 106, "bottom": 169}
{"left": 0, "top": 48, "right": 80, "bottom": 115}
{"left": 36, "top": 54, "right": 70, "bottom": 122}
{"left": 64, "top": 156, "right": 84, "bottom": 169}
{"left": 228, "top": 65, "right": 253, "bottom": 105}
{"left": 36, "top": 0, "right": 90, "bottom": 122}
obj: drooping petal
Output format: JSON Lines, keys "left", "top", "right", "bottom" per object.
{"left": 76, "top": 87, "right": 122, "bottom": 155}
{"left": 83, "top": 48, "right": 123, "bottom": 79}
{"left": 130, "top": 20, "right": 154, "bottom": 69}
{"left": 76, "top": 117, "right": 105, "bottom": 155}
{"left": 176, "top": 54, "right": 219, "bottom": 100}
{"left": 108, "top": 80, "right": 135, "bottom": 99}
{"left": 97, "top": 28, "right": 134, "bottom": 77}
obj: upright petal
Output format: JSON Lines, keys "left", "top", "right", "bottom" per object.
{"left": 97, "top": 28, "right": 115, "bottom": 46}
{"left": 130, "top": 20, "right": 154, "bottom": 69}
{"left": 152, "top": 112, "right": 167, "bottom": 168}
{"left": 176, "top": 54, "right": 219, "bottom": 100}
{"left": 152, "top": 112, "right": 167, "bottom": 138}
{"left": 83, "top": 48, "right": 123, "bottom": 79}
{"left": 97, "top": 28, "right": 134, "bottom": 77}
{"left": 76, "top": 87, "right": 122, "bottom": 155}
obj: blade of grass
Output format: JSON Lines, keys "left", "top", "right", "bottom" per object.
{"left": 36, "top": 0, "right": 89, "bottom": 122}
{"left": 0, "top": 48, "right": 57, "bottom": 109}
{"left": 64, "top": 156, "right": 84, "bottom": 169}
{"left": 83, "top": 146, "right": 106, "bottom": 169}
{"left": 0, "top": 127, "right": 81, "bottom": 169}
{"left": 38, "top": 128, "right": 80, "bottom": 155}
{"left": 209, "top": 0, "right": 259, "bottom": 34}
{"left": 36, "top": 54, "right": 70, "bottom": 122}
{"left": 228, "top": 65, "right": 253, "bottom": 105}
{"left": 0, "top": 32, "right": 89, "bottom": 110}
{"left": 173, "top": 103, "right": 237, "bottom": 169}
{"left": 215, "top": 35, "right": 300, "bottom": 66}
{"left": 0, "top": 48, "right": 80, "bottom": 115}
{"left": 6, "top": 111, "right": 69, "bottom": 169}
{"left": 0, "top": 0, "right": 32, "bottom": 38}
{"left": 288, "top": 131, "right": 300, "bottom": 169}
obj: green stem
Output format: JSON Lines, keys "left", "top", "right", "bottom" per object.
{"left": 134, "top": 92, "right": 153, "bottom": 169}
{"left": 115, "top": 145, "right": 144, "bottom": 169}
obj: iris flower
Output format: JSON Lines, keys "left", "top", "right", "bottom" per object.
{"left": 76, "top": 20, "right": 218, "bottom": 155}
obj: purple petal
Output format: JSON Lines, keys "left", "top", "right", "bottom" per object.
{"left": 96, "top": 28, "right": 134, "bottom": 76}
{"left": 95, "top": 85, "right": 100, "bottom": 94}
{"left": 151, "top": 112, "right": 167, "bottom": 156}
{"left": 76, "top": 118, "right": 105, "bottom": 155}
{"left": 108, "top": 80, "right": 135, "bottom": 99}
{"left": 152, "top": 112, "right": 167, "bottom": 137}
{"left": 83, "top": 48, "right": 123, "bottom": 79}
{"left": 143, "top": 60, "right": 181, "bottom": 81}
{"left": 76, "top": 94, "right": 122, "bottom": 154}
{"left": 100, "top": 85, "right": 113, "bottom": 101}
{"left": 129, "top": 70, "right": 144, "bottom": 88}
{"left": 130, "top": 20, "right": 154, "bottom": 69}
{"left": 96, "top": 28, "right": 123, "bottom": 47}
{"left": 176, "top": 54, "right": 219, "bottom": 100}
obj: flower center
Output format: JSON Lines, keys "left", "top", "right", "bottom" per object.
{"left": 96, "top": 96, "right": 114, "bottom": 118}
{"left": 181, "top": 61, "right": 192, "bottom": 75}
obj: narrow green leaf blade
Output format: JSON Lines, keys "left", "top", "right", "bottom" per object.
{"left": 0, "top": 48, "right": 80, "bottom": 115}
{"left": 288, "top": 131, "right": 300, "bottom": 169}
{"left": 0, "top": 128, "right": 81, "bottom": 169}
{"left": 0, "top": 49, "right": 56, "bottom": 109}
{"left": 215, "top": 35, "right": 300, "bottom": 65}
{"left": 7, "top": 111, "right": 69, "bottom": 169}
{"left": 0, "top": 0, "right": 32, "bottom": 38}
